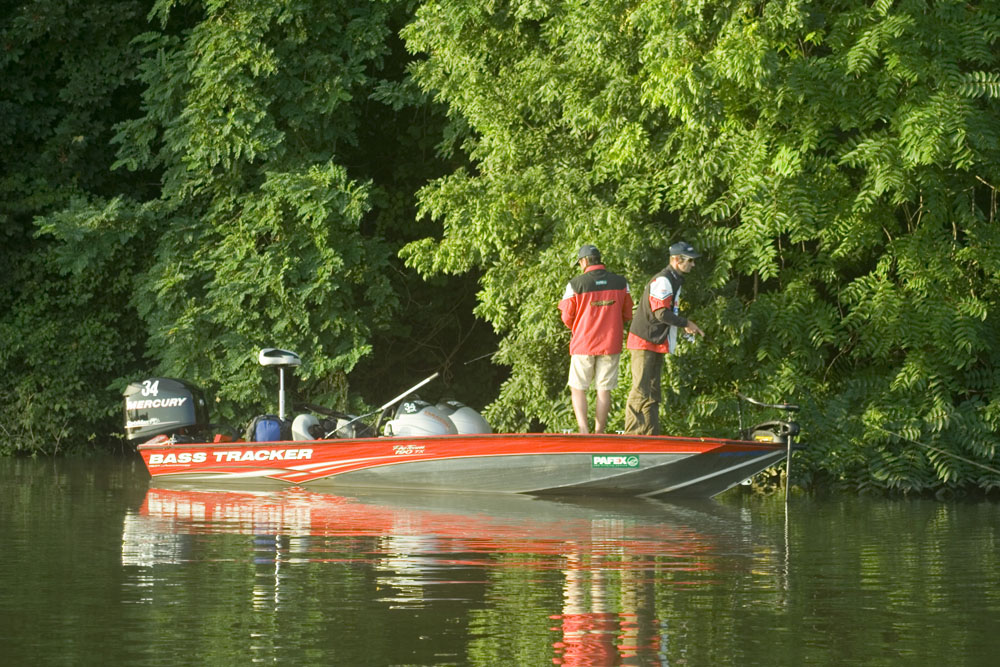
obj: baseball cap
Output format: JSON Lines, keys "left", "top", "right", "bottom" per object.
{"left": 669, "top": 241, "right": 701, "bottom": 258}
{"left": 574, "top": 244, "right": 601, "bottom": 264}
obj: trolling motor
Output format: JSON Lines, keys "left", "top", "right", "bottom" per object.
{"left": 737, "top": 393, "right": 800, "bottom": 443}
{"left": 737, "top": 393, "right": 802, "bottom": 502}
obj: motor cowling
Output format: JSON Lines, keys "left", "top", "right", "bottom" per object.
{"left": 382, "top": 400, "right": 458, "bottom": 437}
{"left": 123, "top": 378, "right": 209, "bottom": 442}
{"left": 436, "top": 400, "right": 493, "bottom": 434}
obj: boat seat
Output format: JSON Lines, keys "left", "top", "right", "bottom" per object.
{"left": 258, "top": 348, "right": 301, "bottom": 368}
{"left": 292, "top": 414, "right": 322, "bottom": 441}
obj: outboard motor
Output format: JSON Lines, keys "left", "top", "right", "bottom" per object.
{"left": 382, "top": 400, "right": 458, "bottom": 437}
{"left": 123, "top": 378, "right": 210, "bottom": 443}
{"left": 436, "top": 399, "right": 493, "bottom": 434}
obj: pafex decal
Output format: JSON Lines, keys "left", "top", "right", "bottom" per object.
{"left": 592, "top": 455, "right": 640, "bottom": 468}
{"left": 148, "top": 449, "right": 314, "bottom": 466}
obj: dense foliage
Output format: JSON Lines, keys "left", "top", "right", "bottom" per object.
{"left": 1, "top": 0, "right": 497, "bottom": 454}
{"left": 2, "top": 0, "right": 998, "bottom": 494}
{"left": 0, "top": 0, "right": 152, "bottom": 453}
{"left": 400, "top": 0, "right": 1000, "bottom": 493}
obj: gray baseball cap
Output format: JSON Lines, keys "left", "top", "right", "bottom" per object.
{"left": 574, "top": 244, "right": 601, "bottom": 264}
{"left": 669, "top": 241, "right": 701, "bottom": 258}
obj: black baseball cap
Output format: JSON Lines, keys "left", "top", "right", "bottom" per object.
{"left": 574, "top": 244, "right": 601, "bottom": 264}
{"left": 669, "top": 241, "right": 701, "bottom": 258}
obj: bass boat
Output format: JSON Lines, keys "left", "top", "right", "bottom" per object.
{"left": 124, "top": 348, "right": 801, "bottom": 499}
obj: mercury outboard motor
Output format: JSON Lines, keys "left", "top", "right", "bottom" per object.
{"left": 123, "top": 378, "right": 210, "bottom": 443}
{"left": 382, "top": 400, "right": 458, "bottom": 437}
{"left": 436, "top": 399, "right": 493, "bottom": 434}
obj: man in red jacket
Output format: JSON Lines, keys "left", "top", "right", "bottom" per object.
{"left": 559, "top": 245, "right": 634, "bottom": 434}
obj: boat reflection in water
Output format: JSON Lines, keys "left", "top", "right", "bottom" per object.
{"left": 122, "top": 486, "right": 770, "bottom": 664}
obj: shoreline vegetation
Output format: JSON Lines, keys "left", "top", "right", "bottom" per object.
{"left": 3, "top": 1, "right": 999, "bottom": 496}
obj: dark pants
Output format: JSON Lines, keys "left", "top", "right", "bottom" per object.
{"left": 624, "top": 349, "right": 663, "bottom": 435}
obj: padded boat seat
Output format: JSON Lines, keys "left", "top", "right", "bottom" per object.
{"left": 258, "top": 348, "right": 301, "bottom": 368}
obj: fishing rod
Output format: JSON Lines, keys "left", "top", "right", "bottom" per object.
{"left": 323, "top": 372, "right": 441, "bottom": 438}
{"left": 320, "top": 343, "right": 499, "bottom": 438}
{"left": 463, "top": 349, "right": 498, "bottom": 365}
{"left": 874, "top": 425, "right": 1000, "bottom": 477}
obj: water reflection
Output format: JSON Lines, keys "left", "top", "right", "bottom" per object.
{"left": 551, "top": 553, "right": 662, "bottom": 665}
{"left": 6, "top": 458, "right": 999, "bottom": 666}
{"left": 122, "top": 486, "right": 764, "bottom": 664}
{"left": 123, "top": 486, "right": 753, "bottom": 566}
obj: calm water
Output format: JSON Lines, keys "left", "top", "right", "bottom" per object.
{"left": 1, "top": 457, "right": 998, "bottom": 666}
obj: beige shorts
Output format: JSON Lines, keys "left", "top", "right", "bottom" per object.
{"left": 568, "top": 354, "right": 620, "bottom": 391}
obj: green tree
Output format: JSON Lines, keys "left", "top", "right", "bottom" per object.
{"left": 401, "top": 0, "right": 1000, "bottom": 492}
{"left": 1, "top": 0, "right": 497, "bottom": 453}
{"left": 0, "top": 0, "right": 152, "bottom": 453}
{"left": 108, "top": 0, "right": 499, "bottom": 423}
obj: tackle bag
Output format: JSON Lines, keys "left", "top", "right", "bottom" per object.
{"left": 244, "top": 415, "right": 291, "bottom": 442}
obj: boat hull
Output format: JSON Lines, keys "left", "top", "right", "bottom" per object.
{"left": 137, "top": 433, "right": 788, "bottom": 499}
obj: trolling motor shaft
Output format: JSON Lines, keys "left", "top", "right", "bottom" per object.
{"left": 736, "top": 393, "right": 802, "bottom": 503}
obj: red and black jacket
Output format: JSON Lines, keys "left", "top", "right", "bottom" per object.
{"left": 559, "top": 264, "right": 633, "bottom": 355}
{"left": 627, "top": 267, "right": 687, "bottom": 354}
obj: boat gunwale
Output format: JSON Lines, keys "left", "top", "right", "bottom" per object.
{"left": 135, "top": 432, "right": 786, "bottom": 452}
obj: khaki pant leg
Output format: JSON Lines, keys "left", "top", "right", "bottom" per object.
{"left": 624, "top": 349, "right": 663, "bottom": 435}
